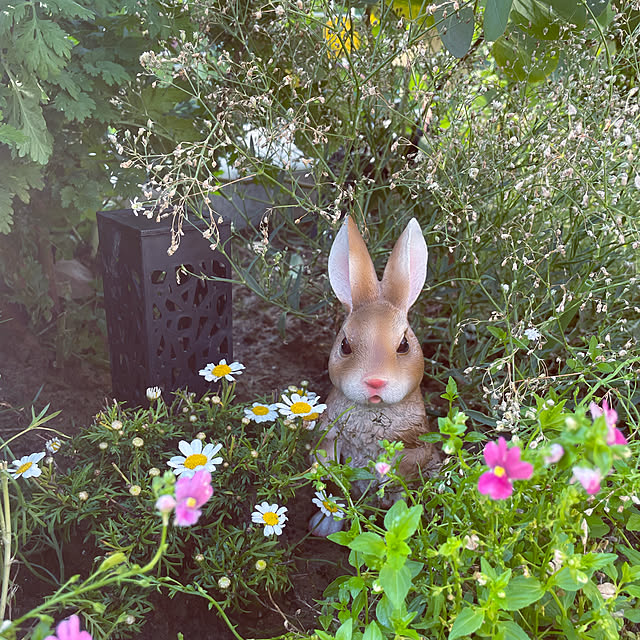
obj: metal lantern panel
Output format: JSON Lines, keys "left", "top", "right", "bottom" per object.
{"left": 97, "top": 209, "right": 232, "bottom": 406}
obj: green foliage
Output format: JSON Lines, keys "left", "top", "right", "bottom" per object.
{"left": 13, "top": 381, "right": 318, "bottom": 637}
{"left": 0, "top": 0, "right": 198, "bottom": 344}
{"left": 312, "top": 394, "right": 640, "bottom": 639}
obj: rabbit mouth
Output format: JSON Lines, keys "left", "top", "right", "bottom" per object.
{"left": 368, "top": 395, "right": 383, "bottom": 404}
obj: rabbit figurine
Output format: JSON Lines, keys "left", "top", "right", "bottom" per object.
{"left": 311, "top": 216, "right": 439, "bottom": 535}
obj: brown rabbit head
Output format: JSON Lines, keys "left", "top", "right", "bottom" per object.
{"left": 327, "top": 216, "right": 428, "bottom": 406}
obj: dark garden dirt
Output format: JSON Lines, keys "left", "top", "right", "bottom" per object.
{"left": 0, "top": 288, "right": 351, "bottom": 639}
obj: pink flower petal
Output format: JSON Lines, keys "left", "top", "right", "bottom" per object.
{"left": 175, "top": 469, "right": 213, "bottom": 507}
{"left": 504, "top": 447, "right": 534, "bottom": 479}
{"left": 544, "top": 443, "right": 564, "bottom": 465}
{"left": 375, "top": 462, "right": 391, "bottom": 476}
{"left": 478, "top": 470, "right": 514, "bottom": 500}
{"left": 572, "top": 466, "right": 601, "bottom": 495}
{"left": 175, "top": 504, "right": 202, "bottom": 527}
{"left": 607, "top": 427, "right": 627, "bottom": 446}
{"left": 483, "top": 437, "right": 507, "bottom": 468}
{"left": 44, "top": 615, "right": 93, "bottom": 640}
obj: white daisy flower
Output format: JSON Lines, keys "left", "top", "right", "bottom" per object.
{"left": 244, "top": 402, "right": 279, "bottom": 423}
{"left": 312, "top": 490, "right": 345, "bottom": 520}
{"left": 199, "top": 359, "right": 245, "bottom": 382}
{"left": 45, "top": 437, "right": 62, "bottom": 454}
{"left": 275, "top": 393, "right": 327, "bottom": 419}
{"left": 146, "top": 386, "right": 162, "bottom": 401}
{"left": 167, "top": 439, "right": 223, "bottom": 477}
{"left": 251, "top": 502, "right": 288, "bottom": 536}
{"left": 10, "top": 452, "right": 46, "bottom": 479}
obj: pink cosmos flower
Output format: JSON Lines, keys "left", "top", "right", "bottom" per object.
{"left": 375, "top": 462, "right": 391, "bottom": 476}
{"left": 44, "top": 615, "right": 92, "bottom": 640}
{"left": 571, "top": 466, "right": 602, "bottom": 495}
{"left": 174, "top": 469, "right": 213, "bottom": 527}
{"left": 589, "top": 400, "right": 627, "bottom": 445}
{"left": 477, "top": 437, "right": 534, "bottom": 500}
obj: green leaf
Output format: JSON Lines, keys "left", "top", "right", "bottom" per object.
{"left": 379, "top": 564, "right": 412, "bottom": 609}
{"left": 620, "top": 545, "right": 640, "bottom": 565}
{"left": 626, "top": 512, "right": 640, "bottom": 532}
{"left": 14, "top": 18, "right": 72, "bottom": 78}
{"left": 348, "top": 532, "right": 386, "bottom": 558}
{"left": 335, "top": 618, "right": 353, "bottom": 640}
{"left": 383, "top": 500, "right": 423, "bottom": 540}
{"left": 624, "top": 608, "right": 640, "bottom": 623}
{"left": 496, "top": 620, "right": 531, "bottom": 640}
{"left": 327, "top": 530, "right": 355, "bottom": 546}
{"left": 448, "top": 607, "right": 485, "bottom": 639}
{"left": 435, "top": 1, "right": 475, "bottom": 58}
{"left": 584, "top": 0, "right": 609, "bottom": 16}
{"left": 83, "top": 60, "right": 131, "bottom": 85}
{"left": 4, "top": 78, "right": 53, "bottom": 163}
{"left": 487, "top": 325, "right": 507, "bottom": 341}
{"left": 492, "top": 27, "right": 559, "bottom": 82}
{"left": 362, "top": 621, "right": 384, "bottom": 640}
{"left": 0, "top": 122, "right": 27, "bottom": 146}
{"left": 503, "top": 575, "right": 545, "bottom": 610}
{"left": 53, "top": 91, "right": 97, "bottom": 123}
{"left": 484, "top": 0, "right": 514, "bottom": 40}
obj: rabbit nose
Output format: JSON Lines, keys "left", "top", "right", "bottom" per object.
{"left": 365, "top": 377, "right": 387, "bottom": 390}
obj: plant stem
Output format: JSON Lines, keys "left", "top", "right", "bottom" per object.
{"left": 0, "top": 468, "right": 11, "bottom": 621}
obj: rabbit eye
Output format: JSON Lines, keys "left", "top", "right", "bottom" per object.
{"left": 397, "top": 336, "right": 410, "bottom": 354}
{"left": 340, "top": 337, "right": 352, "bottom": 355}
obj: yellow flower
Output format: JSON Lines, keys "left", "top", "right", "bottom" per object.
{"left": 324, "top": 16, "right": 361, "bottom": 58}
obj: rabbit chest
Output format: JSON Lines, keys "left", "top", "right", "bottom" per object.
{"left": 320, "top": 387, "right": 427, "bottom": 469}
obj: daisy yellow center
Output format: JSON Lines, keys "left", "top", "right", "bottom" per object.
{"left": 290, "top": 401, "right": 312, "bottom": 415}
{"left": 303, "top": 412, "right": 319, "bottom": 422}
{"left": 323, "top": 500, "right": 338, "bottom": 513}
{"left": 213, "top": 364, "right": 232, "bottom": 377}
{"left": 494, "top": 465, "right": 506, "bottom": 477}
{"left": 186, "top": 497, "right": 197, "bottom": 508}
{"left": 17, "top": 461, "right": 32, "bottom": 474}
{"left": 184, "top": 453, "right": 207, "bottom": 469}
{"left": 252, "top": 406, "right": 269, "bottom": 416}
{"left": 263, "top": 511, "right": 279, "bottom": 526}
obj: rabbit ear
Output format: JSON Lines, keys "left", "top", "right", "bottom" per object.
{"left": 328, "top": 216, "right": 380, "bottom": 311}
{"left": 381, "top": 218, "right": 428, "bottom": 310}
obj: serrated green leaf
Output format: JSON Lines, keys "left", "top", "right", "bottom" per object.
{"left": 0, "top": 122, "right": 27, "bottom": 146}
{"left": 4, "top": 79, "right": 53, "bottom": 163}
{"left": 42, "top": 0, "right": 95, "bottom": 19}
{"left": 435, "top": 1, "right": 475, "bottom": 58}
{"left": 449, "top": 607, "right": 485, "bottom": 639}
{"left": 484, "top": 0, "right": 513, "bottom": 40}
{"left": 86, "top": 60, "right": 131, "bottom": 85}
{"left": 14, "top": 18, "right": 72, "bottom": 78}
{"left": 53, "top": 91, "right": 97, "bottom": 122}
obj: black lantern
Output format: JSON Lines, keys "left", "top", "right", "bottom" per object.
{"left": 97, "top": 209, "right": 232, "bottom": 406}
